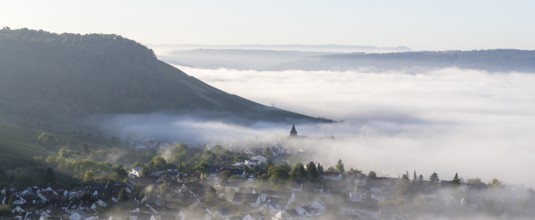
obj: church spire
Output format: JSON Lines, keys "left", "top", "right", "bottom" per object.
{"left": 290, "top": 124, "right": 298, "bottom": 137}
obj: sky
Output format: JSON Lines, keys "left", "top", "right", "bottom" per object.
{"left": 1, "top": 0, "right": 535, "bottom": 50}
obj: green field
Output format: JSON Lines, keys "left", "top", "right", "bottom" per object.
{"left": 0, "top": 121, "right": 50, "bottom": 160}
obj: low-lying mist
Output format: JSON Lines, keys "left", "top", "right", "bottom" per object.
{"left": 101, "top": 66, "right": 535, "bottom": 187}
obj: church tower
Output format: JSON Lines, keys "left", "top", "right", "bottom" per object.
{"left": 290, "top": 124, "right": 298, "bottom": 137}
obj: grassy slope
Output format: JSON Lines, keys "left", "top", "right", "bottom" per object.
{"left": 0, "top": 121, "right": 49, "bottom": 160}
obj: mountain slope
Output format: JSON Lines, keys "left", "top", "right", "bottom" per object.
{"left": 0, "top": 28, "right": 325, "bottom": 130}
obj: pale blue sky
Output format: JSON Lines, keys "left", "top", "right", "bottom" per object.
{"left": 1, "top": 0, "right": 534, "bottom": 50}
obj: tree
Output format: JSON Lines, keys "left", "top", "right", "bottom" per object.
{"left": 8, "top": 194, "right": 14, "bottom": 207}
{"left": 43, "top": 167, "right": 57, "bottom": 185}
{"left": 178, "top": 163, "right": 184, "bottom": 180}
{"left": 115, "top": 166, "right": 128, "bottom": 180}
{"left": 467, "top": 178, "right": 483, "bottom": 185}
{"left": 37, "top": 132, "right": 58, "bottom": 147}
{"left": 150, "top": 156, "right": 167, "bottom": 171}
{"left": 317, "top": 163, "right": 324, "bottom": 176}
{"left": 413, "top": 171, "right": 417, "bottom": 182}
{"left": 452, "top": 173, "right": 461, "bottom": 184}
{"left": 418, "top": 174, "right": 424, "bottom": 182}
{"left": 195, "top": 160, "right": 209, "bottom": 180}
{"left": 83, "top": 170, "right": 94, "bottom": 183}
{"left": 306, "top": 162, "right": 319, "bottom": 180}
{"left": 430, "top": 172, "right": 439, "bottom": 183}
{"left": 368, "top": 171, "right": 377, "bottom": 179}
{"left": 488, "top": 178, "right": 503, "bottom": 188}
{"left": 336, "top": 159, "right": 345, "bottom": 173}
{"left": 268, "top": 164, "right": 291, "bottom": 185}
{"left": 290, "top": 162, "right": 306, "bottom": 182}
{"left": 397, "top": 173, "right": 411, "bottom": 195}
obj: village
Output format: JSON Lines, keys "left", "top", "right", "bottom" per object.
{"left": 1, "top": 126, "right": 535, "bottom": 220}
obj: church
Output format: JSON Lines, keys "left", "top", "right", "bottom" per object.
{"left": 289, "top": 124, "right": 298, "bottom": 137}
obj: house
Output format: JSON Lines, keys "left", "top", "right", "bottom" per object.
{"left": 349, "top": 192, "right": 368, "bottom": 202}
{"left": 69, "top": 210, "right": 98, "bottom": 220}
{"left": 11, "top": 206, "right": 24, "bottom": 214}
{"left": 300, "top": 198, "right": 326, "bottom": 217}
{"left": 355, "top": 177, "right": 368, "bottom": 186}
{"left": 273, "top": 197, "right": 326, "bottom": 219}
{"left": 322, "top": 172, "right": 343, "bottom": 181}
{"left": 339, "top": 201, "right": 381, "bottom": 220}
{"left": 130, "top": 167, "right": 143, "bottom": 178}
{"left": 250, "top": 155, "right": 267, "bottom": 164}
{"left": 243, "top": 211, "right": 264, "bottom": 220}
{"left": 273, "top": 209, "right": 300, "bottom": 220}
{"left": 232, "top": 193, "right": 261, "bottom": 207}
{"left": 13, "top": 196, "right": 26, "bottom": 206}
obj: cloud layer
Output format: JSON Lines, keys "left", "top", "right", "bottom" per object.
{"left": 165, "top": 66, "right": 535, "bottom": 187}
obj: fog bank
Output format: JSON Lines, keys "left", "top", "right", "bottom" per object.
{"left": 100, "top": 66, "right": 535, "bottom": 187}
{"left": 175, "top": 66, "right": 535, "bottom": 187}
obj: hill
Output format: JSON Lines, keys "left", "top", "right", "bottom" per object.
{"left": 0, "top": 28, "right": 326, "bottom": 132}
{"left": 275, "top": 50, "right": 535, "bottom": 72}
{"left": 159, "top": 48, "right": 535, "bottom": 72}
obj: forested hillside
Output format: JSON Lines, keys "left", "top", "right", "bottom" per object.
{"left": 0, "top": 28, "right": 322, "bottom": 131}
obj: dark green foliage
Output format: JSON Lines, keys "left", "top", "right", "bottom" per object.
{"left": 430, "top": 172, "right": 439, "bottom": 183}
{"left": 83, "top": 170, "right": 94, "bottom": 183}
{"left": 290, "top": 162, "right": 306, "bottom": 182}
{"left": 0, "top": 205, "right": 11, "bottom": 216}
{"left": 37, "top": 132, "right": 58, "bottom": 147}
{"left": 8, "top": 195, "right": 14, "bottom": 207}
{"left": 114, "top": 165, "right": 128, "bottom": 180}
{"left": 317, "top": 163, "right": 324, "bottom": 176}
{"left": 195, "top": 160, "right": 209, "bottom": 180}
{"left": 268, "top": 164, "right": 291, "bottom": 185}
{"left": 306, "top": 162, "right": 319, "bottom": 180}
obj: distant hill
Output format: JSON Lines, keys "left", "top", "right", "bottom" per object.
{"left": 159, "top": 48, "right": 535, "bottom": 72}
{"left": 0, "top": 28, "right": 326, "bottom": 131}
{"left": 160, "top": 49, "right": 334, "bottom": 70}
{"left": 274, "top": 50, "right": 535, "bottom": 72}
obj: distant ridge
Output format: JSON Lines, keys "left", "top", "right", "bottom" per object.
{"left": 0, "top": 28, "right": 328, "bottom": 131}
{"left": 157, "top": 47, "right": 535, "bottom": 72}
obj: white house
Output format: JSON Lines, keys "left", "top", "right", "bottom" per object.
{"left": 130, "top": 167, "right": 143, "bottom": 178}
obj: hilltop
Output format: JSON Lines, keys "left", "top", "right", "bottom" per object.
{"left": 0, "top": 28, "right": 326, "bottom": 132}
